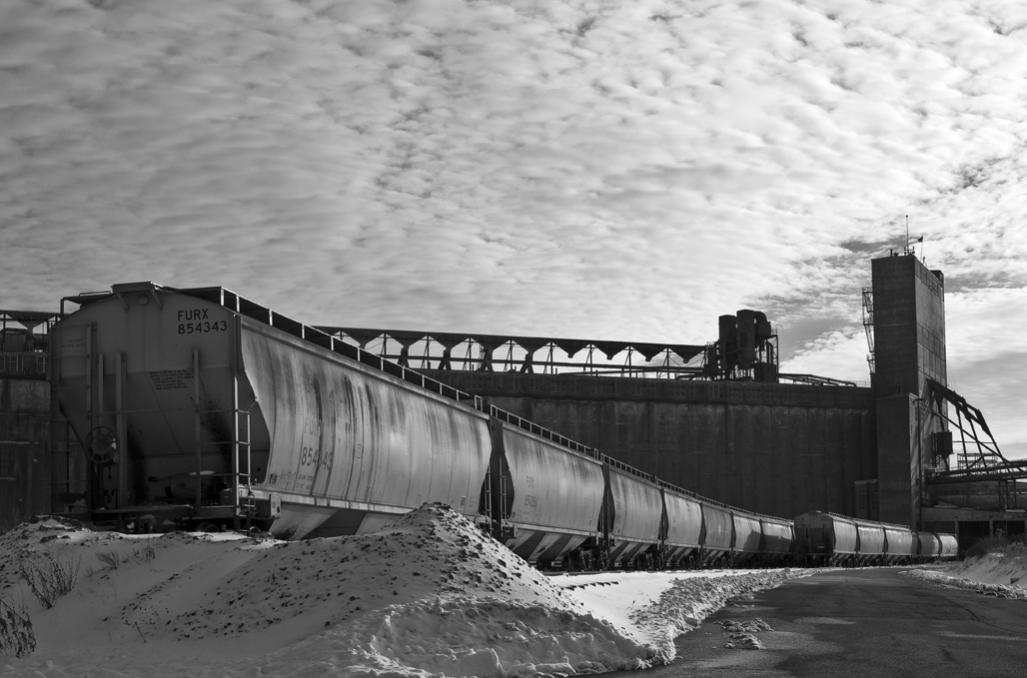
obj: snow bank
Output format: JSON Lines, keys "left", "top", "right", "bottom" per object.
{"left": 0, "top": 507, "right": 801, "bottom": 677}
{"left": 242, "top": 505, "right": 658, "bottom": 677}
{"left": 905, "top": 546, "right": 1027, "bottom": 599}
{"left": 0, "top": 601, "right": 33, "bottom": 659}
{"left": 627, "top": 570, "right": 795, "bottom": 656}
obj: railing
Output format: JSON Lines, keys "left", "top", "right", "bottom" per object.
{"left": 69, "top": 284, "right": 609, "bottom": 459}
{"left": 315, "top": 325, "right": 708, "bottom": 379}
{"left": 0, "top": 352, "right": 47, "bottom": 378}
{"left": 57, "top": 283, "right": 813, "bottom": 534}
{"left": 604, "top": 454, "right": 658, "bottom": 482}
{"left": 177, "top": 286, "right": 624, "bottom": 459}
{"left": 489, "top": 405, "right": 599, "bottom": 458}
{"left": 168, "top": 285, "right": 486, "bottom": 410}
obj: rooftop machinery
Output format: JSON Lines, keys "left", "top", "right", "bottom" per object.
{"left": 705, "top": 309, "right": 779, "bottom": 382}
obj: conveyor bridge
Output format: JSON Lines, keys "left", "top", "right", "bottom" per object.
{"left": 925, "top": 378, "right": 1027, "bottom": 485}
{"left": 314, "top": 326, "right": 856, "bottom": 386}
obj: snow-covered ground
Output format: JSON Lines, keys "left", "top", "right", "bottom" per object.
{"left": 3, "top": 507, "right": 1018, "bottom": 677}
{"left": 0, "top": 506, "right": 800, "bottom": 677}
{"left": 904, "top": 543, "right": 1027, "bottom": 600}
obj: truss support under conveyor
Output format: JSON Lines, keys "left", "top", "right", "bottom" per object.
{"left": 924, "top": 378, "right": 1027, "bottom": 485}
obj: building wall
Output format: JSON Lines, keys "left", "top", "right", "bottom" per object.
{"left": 875, "top": 394, "right": 918, "bottom": 526}
{"left": 871, "top": 255, "right": 947, "bottom": 397}
{"left": 0, "top": 377, "right": 50, "bottom": 532}
{"left": 914, "top": 265, "right": 947, "bottom": 391}
{"left": 923, "top": 505, "right": 1027, "bottom": 551}
{"left": 870, "top": 254, "right": 947, "bottom": 526}
{"left": 426, "top": 371, "right": 876, "bottom": 519}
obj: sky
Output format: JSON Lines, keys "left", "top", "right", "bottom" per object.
{"left": 2, "top": 0, "right": 1026, "bottom": 455}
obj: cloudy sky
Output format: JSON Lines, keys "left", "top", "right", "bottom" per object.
{"left": 2, "top": 0, "right": 1026, "bottom": 456}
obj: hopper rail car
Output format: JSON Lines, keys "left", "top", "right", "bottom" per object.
{"left": 49, "top": 282, "right": 957, "bottom": 568}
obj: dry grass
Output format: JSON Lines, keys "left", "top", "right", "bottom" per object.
{"left": 18, "top": 553, "right": 82, "bottom": 609}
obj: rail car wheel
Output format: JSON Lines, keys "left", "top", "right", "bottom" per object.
{"left": 84, "top": 426, "right": 118, "bottom": 465}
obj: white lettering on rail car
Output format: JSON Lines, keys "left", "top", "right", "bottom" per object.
{"left": 149, "top": 369, "right": 192, "bottom": 390}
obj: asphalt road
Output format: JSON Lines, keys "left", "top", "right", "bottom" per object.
{"left": 633, "top": 567, "right": 1027, "bottom": 678}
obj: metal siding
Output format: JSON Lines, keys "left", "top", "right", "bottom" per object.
{"left": 917, "top": 531, "right": 941, "bottom": 557}
{"left": 760, "top": 517, "right": 794, "bottom": 555}
{"left": 608, "top": 468, "right": 662, "bottom": 542}
{"left": 830, "top": 514, "right": 859, "bottom": 554}
{"left": 411, "top": 372, "right": 878, "bottom": 522}
{"left": 732, "top": 512, "right": 762, "bottom": 555}
{"left": 0, "top": 379, "right": 50, "bottom": 531}
{"left": 52, "top": 293, "right": 240, "bottom": 506}
{"left": 856, "top": 522, "right": 886, "bottom": 556}
{"left": 938, "top": 534, "right": 958, "bottom": 558}
{"left": 240, "top": 324, "right": 492, "bottom": 520}
{"left": 663, "top": 489, "right": 703, "bottom": 548}
{"left": 700, "top": 502, "right": 733, "bottom": 551}
{"left": 796, "top": 511, "right": 857, "bottom": 556}
{"left": 882, "top": 525, "right": 915, "bottom": 560}
{"left": 501, "top": 425, "right": 604, "bottom": 533}
{"left": 0, "top": 439, "right": 37, "bottom": 529}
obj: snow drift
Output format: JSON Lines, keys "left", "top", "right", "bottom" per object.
{"left": 905, "top": 544, "right": 1027, "bottom": 600}
{"left": 0, "top": 505, "right": 799, "bottom": 677}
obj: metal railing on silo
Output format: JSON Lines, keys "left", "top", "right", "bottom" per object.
{"left": 0, "top": 351, "right": 47, "bottom": 379}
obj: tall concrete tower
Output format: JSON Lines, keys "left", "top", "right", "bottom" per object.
{"left": 870, "top": 253, "right": 947, "bottom": 526}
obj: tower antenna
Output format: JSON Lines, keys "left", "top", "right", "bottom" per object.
{"left": 904, "top": 214, "right": 910, "bottom": 255}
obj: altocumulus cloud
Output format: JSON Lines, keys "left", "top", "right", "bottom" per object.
{"left": 1, "top": 0, "right": 1026, "bottom": 452}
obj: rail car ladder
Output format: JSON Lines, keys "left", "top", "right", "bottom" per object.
{"left": 189, "top": 347, "right": 255, "bottom": 530}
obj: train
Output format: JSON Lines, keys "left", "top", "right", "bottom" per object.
{"left": 48, "top": 281, "right": 958, "bottom": 568}
{"left": 793, "top": 511, "right": 959, "bottom": 566}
